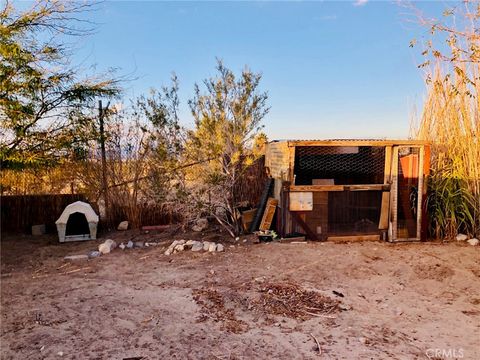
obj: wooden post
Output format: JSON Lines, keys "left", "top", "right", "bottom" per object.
{"left": 99, "top": 100, "right": 109, "bottom": 225}
{"left": 390, "top": 146, "right": 399, "bottom": 241}
{"left": 378, "top": 146, "right": 392, "bottom": 230}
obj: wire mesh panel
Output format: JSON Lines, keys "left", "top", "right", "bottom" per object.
{"left": 294, "top": 146, "right": 385, "bottom": 185}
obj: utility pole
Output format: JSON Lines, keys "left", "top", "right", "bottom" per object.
{"left": 99, "top": 100, "right": 110, "bottom": 225}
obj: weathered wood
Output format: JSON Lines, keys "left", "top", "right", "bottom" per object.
{"left": 390, "top": 146, "right": 399, "bottom": 241}
{"left": 259, "top": 198, "right": 278, "bottom": 231}
{"left": 378, "top": 146, "right": 393, "bottom": 230}
{"left": 327, "top": 235, "right": 380, "bottom": 242}
{"left": 287, "top": 140, "right": 429, "bottom": 147}
{"left": 289, "top": 192, "right": 313, "bottom": 211}
{"left": 264, "top": 141, "right": 290, "bottom": 180}
{"left": 290, "top": 211, "right": 319, "bottom": 241}
{"left": 416, "top": 146, "right": 425, "bottom": 240}
{"left": 290, "top": 184, "right": 389, "bottom": 192}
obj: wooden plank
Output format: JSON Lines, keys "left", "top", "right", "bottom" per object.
{"left": 265, "top": 142, "right": 290, "bottom": 180}
{"left": 290, "top": 184, "right": 389, "bottom": 192}
{"left": 290, "top": 185, "right": 345, "bottom": 192}
{"left": 289, "top": 211, "right": 318, "bottom": 241}
{"left": 259, "top": 198, "right": 278, "bottom": 231}
{"left": 378, "top": 146, "right": 393, "bottom": 230}
{"left": 416, "top": 146, "right": 425, "bottom": 240}
{"left": 287, "top": 140, "right": 430, "bottom": 147}
{"left": 289, "top": 192, "right": 313, "bottom": 211}
{"left": 390, "top": 146, "right": 399, "bottom": 241}
{"left": 288, "top": 146, "right": 295, "bottom": 183}
{"left": 327, "top": 235, "right": 380, "bottom": 242}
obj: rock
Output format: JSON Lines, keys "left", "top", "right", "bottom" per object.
{"left": 134, "top": 241, "right": 144, "bottom": 248}
{"left": 174, "top": 244, "right": 185, "bottom": 252}
{"left": 98, "top": 239, "right": 117, "bottom": 254}
{"left": 126, "top": 240, "right": 134, "bottom": 249}
{"left": 146, "top": 242, "right": 158, "bottom": 247}
{"left": 32, "top": 224, "right": 46, "bottom": 236}
{"left": 456, "top": 233, "right": 468, "bottom": 241}
{"left": 216, "top": 243, "right": 224, "bottom": 252}
{"left": 88, "top": 251, "right": 101, "bottom": 258}
{"left": 164, "top": 247, "right": 173, "bottom": 256}
{"left": 119, "top": 243, "right": 126, "bottom": 250}
{"left": 339, "top": 303, "right": 352, "bottom": 311}
{"left": 192, "top": 218, "right": 209, "bottom": 232}
{"left": 235, "top": 237, "right": 240, "bottom": 242}
{"left": 208, "top": 242, "right": 217, "bottom": 252}
{"left": 186, "top": 240, "right": 196, "bottom": 246}
{"left": 57, "top": 351, "right": 64, "bottom": 357}
{"left": 467, "top": 238, "right": 479, "bottom": 246}
{"left": 203, "top": 241, "right": 211, "bottom": 251}
{"left": 191, "top": 242, "right": 203, "bottom": 251}
{"left": 117, "top": 221, "right": 129, "bottom": 231}
{"left": 64, "top": 255, "right": 88, "bottom": 261}
{"left": 358, "top": 337, "right": 367, "bottom": 345}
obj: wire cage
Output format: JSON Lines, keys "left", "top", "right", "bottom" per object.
{"left": 265, "top": 140, "right": 429, "bottom": 242}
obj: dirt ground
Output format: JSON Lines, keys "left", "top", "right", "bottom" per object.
{"left": 1, "top": 227, "right": 479, "bottom": 360}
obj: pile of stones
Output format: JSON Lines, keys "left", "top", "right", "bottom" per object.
{"left": 164, "top": 239, "right": 224, "bottom": 255}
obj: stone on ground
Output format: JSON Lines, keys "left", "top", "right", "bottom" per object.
{"left": 456, "top": 233, "right": 468, "bottom": 241}
{"left": 98, "top": 239, "right": 117, "bottom": 254}
{"left": 134, "top": 241, "right": 144, "bottom": 248}
{"left": 119, "top": 243, "right": 126, "bottom": 250}
{"left": 88, "top": 251, "right": 101, "bottom": 258}
{"left": 467, "top": 238, "right": 479, "bottom": 246}
{"left": 64, "top": 255, "right": 89, "bottom": 261}
{"left": 208, "top": 242, "right": 217, "bottom": 252}
{"left": 216, "top": 243, "right": 224, "bottom": 252}
{"left": 191, "top": 241, "right": 203, "bottom": 251}
{"left": 174, "top": 244, "right": 185, "bottom": 252}
{"left": 126, "top": 240, "right": 134, "bottom": 249}
{"left": 192, "top": 218, "right": 209, "bottom": 232}
{"left": 117, "top": 221, "right": 129, "bottom": 231}
{"left": 32, "top": 224, "right": 46, "bottom": 236}
{"left": 203, "top": 241, "right": 211, "bottom": 251}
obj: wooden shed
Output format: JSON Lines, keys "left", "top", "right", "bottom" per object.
{"left": 264, "top": 139, "right": 430, "bottom": 242}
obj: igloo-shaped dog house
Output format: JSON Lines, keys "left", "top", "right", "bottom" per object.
{"left": 56, "top": 201, "right": 99, "bottom": 242}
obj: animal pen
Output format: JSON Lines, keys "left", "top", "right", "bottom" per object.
{"left": 264, "top": 140, "right": 430, "bottom": 242}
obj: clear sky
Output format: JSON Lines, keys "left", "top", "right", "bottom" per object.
{"left": 69, "top": 0, "right": 450, "bottom": 140}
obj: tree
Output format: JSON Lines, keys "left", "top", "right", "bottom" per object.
{"left": 0, "top": 0, "right": 120, "bottom": 169}
{"left": 187, "top": 60, "right": 269, "bottom": 237}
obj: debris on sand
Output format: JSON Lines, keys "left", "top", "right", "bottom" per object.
{"left": 164, "top": 240, "right": 225, "bottom": 255}
{"left": 252, "top": 282, "right": 339, "bottom": 320}
{"left": 192, "top": 288, "right": 248, "bottom": 333}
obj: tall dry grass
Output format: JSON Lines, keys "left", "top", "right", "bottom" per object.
{"left": 414, "top": 4, "right": 479, "bottom": 239}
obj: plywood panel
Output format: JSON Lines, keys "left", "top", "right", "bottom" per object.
{"left": 289, "top": 192, "right": 313, "bottom": 211}
{"left": 265, "top": 142, "right": 290, "bottom": 180}
{"left": 259, "top": 198, "right": 278, "bottom": 230}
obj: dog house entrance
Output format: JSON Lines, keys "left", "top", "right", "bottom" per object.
{"left": 65, "top": 212, "right": 90, "bottom": 239}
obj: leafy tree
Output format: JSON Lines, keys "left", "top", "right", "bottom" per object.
{"left": 187, "top": 60, "right": 269, "bottom": 236}
{"left": 0, "top": 0, "right": 120, "bottom": 169}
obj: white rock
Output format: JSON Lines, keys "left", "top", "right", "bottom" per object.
{"left": 98, "top": 239, "right": 117, "bottom": 254}
{"left": 64, "top": 255, "right": 88, "bottom": 261}
{"left": 192, "top": 218, "right": 209, "bottom": 232}
{"left": 119, "top": 243, "right": 126, "bottom": 250}
{"left": 117, "top": 221, "right": 129, "bottom": 231}
{"left": 88, "top": 251, "right": 101, "bottom": 258}
{"left": 203, "top": 241, "right": 211, "bottom": 251}
{"left": 216, "top": 244, "right": 224, "bottom": 252}
{"left": 208, "top": 243, "right": 217, "bottom": 252}
{"left": 186, "top": 240, "right": 196, "bottom": 246}
{"left": 164, "top": 247, "right": 173, "bottom": 256}
{"left": 174, "top": 244, "right": 185, "bottom": 252}
{"left": 126, "top": 240, "right": 134, "bottom": 249}
{"left": 456, "top": 233, "right": 468, "bottom": 241}
{"left": 467, "top": 238, "right": 479, "bottom": 246}
{"left": 191, "top": 242, "right": 203, "bottom": 251}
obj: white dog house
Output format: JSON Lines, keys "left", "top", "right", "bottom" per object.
{"left": 56, "top": 201, "right": 99, "bottom": 242}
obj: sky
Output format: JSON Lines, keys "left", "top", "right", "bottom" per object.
{"left": 66, "top": 0, "right": 451, "bottom": 140}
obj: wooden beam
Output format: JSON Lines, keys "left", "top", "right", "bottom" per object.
{"left": 287, "top": 140, "right": 430, "bottom": 147}
{"left": 290, "top": 184, "right": 389, "bottom": 192}
{"left": 379, "top": 146, "right": 393, "bottom": 230}
{"left": 327, "top": 235, "right": 380, "bottom": 242}
{"left": 290, "top": 211, "right": 319, "bottom": 241}
{"left": 390, "top": 146, "right": 399, "bottom": 241}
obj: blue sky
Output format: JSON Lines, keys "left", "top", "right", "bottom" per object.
{"left": 70, "top": 0, "right": 450, "bottom": 140}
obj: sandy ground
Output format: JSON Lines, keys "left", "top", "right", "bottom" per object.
{"left": 1, "top": 228, "right": 479, "bottom": 360}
